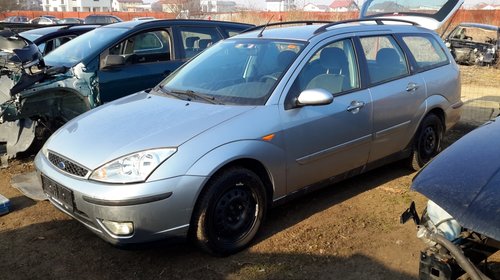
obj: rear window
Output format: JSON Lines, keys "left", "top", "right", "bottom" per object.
{"left": 402, "top": 35, "right": 449, "bottom": 70}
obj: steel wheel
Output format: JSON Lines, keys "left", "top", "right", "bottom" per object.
{"left": 191, "top": 167, "right": 267, "bottom": 256}
{"left": 409, "top": 114, "right": 443, "bottom": 170}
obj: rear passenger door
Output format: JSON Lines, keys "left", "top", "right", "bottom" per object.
{"left": 359, "top": 34, "right": 426, "bottom": 162}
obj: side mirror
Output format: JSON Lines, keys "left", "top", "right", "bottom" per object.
{"left": 104, "top": 55, "right": 125, "bottom": 68}
{"left": 296, "top": 88, "right": 333, "bottom": 107}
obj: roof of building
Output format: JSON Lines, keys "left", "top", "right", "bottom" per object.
{"left": 329, "top": 0, "right": 357, "bottom": 9}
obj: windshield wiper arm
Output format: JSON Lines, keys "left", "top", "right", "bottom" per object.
{"left": 169, "top": 89, "right": 219, "bottom": 104}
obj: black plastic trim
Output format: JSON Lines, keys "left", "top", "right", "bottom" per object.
{"left": 83, "top": 192, "right": 172, "bottom": 206}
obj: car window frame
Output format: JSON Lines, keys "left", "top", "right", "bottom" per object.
{"left": 358, "top": 33, "right": 412, "bottom": 87}
{"left": 396, "top": 32, "right": 451, "bottom": 74}
{"left": 282, "top": 35, "right": 363, "bottom": 110}
{"left": 172, "top": 25, "right": 224, "bottom": 60}
{"left": 98, "top": 28, "right": 173, "bottom": 70}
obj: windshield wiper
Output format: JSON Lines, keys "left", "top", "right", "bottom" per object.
{"left": 163, "top": 87, "right": 220, "bottom": 105}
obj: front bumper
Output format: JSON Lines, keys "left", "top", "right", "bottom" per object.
{"left": 35, "top": 152, "right": 208, "bottom": 245}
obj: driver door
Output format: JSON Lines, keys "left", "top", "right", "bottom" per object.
{"left": 97, "top": 29, "right": 182, "bottom": 103}
{"left": 280, "top": 38, "right": 373, "bottom": 193}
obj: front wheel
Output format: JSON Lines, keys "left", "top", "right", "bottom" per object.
{"left": 190, "top": 167, "right": 267, "bottom": 256}
{"left": 409, "top": 114, "right": 444, "bottom": 170}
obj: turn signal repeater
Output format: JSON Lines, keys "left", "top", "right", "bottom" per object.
{"left": 261, "top": 133, "right": 275, "bottom": 142}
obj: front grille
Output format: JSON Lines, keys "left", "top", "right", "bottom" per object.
{"left": 48, "top": 152, "right": 89, "bottom": 178}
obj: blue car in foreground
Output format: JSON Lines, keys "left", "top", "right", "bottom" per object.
{"left": 402, "top": 116, "right": 500, "bottom": 279}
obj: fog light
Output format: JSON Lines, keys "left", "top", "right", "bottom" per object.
{"left": 101, "top": 220, "right": 134, "bottom": 236}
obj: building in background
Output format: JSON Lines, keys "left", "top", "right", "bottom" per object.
{"left": 159, "top": 0, "right": 199, "bottom": 13}
{"left": 329, "top": 0, "right": 358, "bottom": 12}
{"left": 303, "top": 2, "right": 329, "bottom": 12}
{"left": 112, "top": 0, "right": 146, "bottom": 11}
{"left": 265, "top": 0, "right": 295, "bottom": 12}
{"left": 200, "top": 0, "right": 236, "bottom": 13}
{"left": 42, "top": 0, "right": 112, "bottom": 12}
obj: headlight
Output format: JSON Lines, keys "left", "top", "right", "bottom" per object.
{"left": 90, "top": 148, "right": 177, "bottom": 183}
{"left": 425, "top": 200, "right": 461, "bottom": 241}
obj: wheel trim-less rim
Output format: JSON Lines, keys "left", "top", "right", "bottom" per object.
{"left": 213, "top": 186, "right": 258, "bottom": 242}
{"left": 421, "top": 126, "right": 438, "bottom": 159}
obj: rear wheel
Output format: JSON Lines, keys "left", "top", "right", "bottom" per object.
{"left": 190, "top": 167, "right": 267, "bottom": 256}
{"left": 409, "top": 114, "right": 443, "bottom": 170}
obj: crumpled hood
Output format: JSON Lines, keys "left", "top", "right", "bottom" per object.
{"left": 46, "top": 91, "right": 254, "bottom": 169}
{"left": 412, "top": 117, "right": 500, "bottom": 240}
{"left": 0, "top": 30, "right": 42, "bottom": 65}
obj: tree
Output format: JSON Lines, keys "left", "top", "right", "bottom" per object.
{"left": 0, "top": 0, "right": 20, "bottom": 12}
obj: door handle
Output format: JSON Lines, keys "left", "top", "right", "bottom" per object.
{"left": 347, "top": 100, "right": 365, "bottom": 114}
{"left": 406, "top": 82, "right": 419, "bottom": 92}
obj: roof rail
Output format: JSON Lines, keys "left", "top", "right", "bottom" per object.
{"left": 243, "top": 20, "right": 333, "bottom": 33}
{"left": 313, "top": 18, "right": 419, "bottom": 35}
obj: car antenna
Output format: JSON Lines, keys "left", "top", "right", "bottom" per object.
{"left": 258, "top": 15, "right": 274, "bottom": 38}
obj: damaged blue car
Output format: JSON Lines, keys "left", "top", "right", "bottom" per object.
{"left": 402, "top": 117, "right": 500, "bottom": 280}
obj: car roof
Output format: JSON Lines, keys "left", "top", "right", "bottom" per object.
{"left": 457, "top": 22, "right": 500, "bottom": 31}
{"left": 100, "top": 19, "right": 254, "bottom": 30}
{"left": 19, "top": 25, "right": 100, "bottom": 43}
{"left": 236, "top": 20, "right": 428, "bottom": 41}
{"left": 21, "top": 25, "right": 99, "bottom": 36}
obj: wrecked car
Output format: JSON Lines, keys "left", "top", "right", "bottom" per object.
{"left": 445, "top": 23, "right": 500, "bottom": 66}
{"left": 401, "top": 116, "right": 500, "bottom": 279}
{"left": 0, "top": 19, "right": 253, "bottom": 165}
{"left": 19, "top": 24, "right": 99, "bottom": 56}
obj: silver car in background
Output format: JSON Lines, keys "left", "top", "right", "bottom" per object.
{"left": 35, "top": 0, "right": 463, "bottom": 256}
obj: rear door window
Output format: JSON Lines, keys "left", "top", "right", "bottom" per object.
{"left": 178, "top": 26, "right": 223, "bottom": 59}
{"left": 401, "top": 35, "right": 449, "bottom": 71}
{"left": 360, "top": 35, "right": 409, "bottom": 85}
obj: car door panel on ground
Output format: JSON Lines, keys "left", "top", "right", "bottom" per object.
{"left": 280, "top": 38, "right": 373, "bottom": 193}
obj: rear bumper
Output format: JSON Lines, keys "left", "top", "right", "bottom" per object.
{"left": 444, "top": 100, "right": 463, "bottom": 131}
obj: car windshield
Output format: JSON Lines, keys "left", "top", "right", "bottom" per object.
{"left": 44, "top": 27, "right": 127, "bottom": 67}
{"left": 159, "top": 39, "right": 305, "bottom": 105}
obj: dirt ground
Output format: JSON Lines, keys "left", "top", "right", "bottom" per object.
{"left": 0, "top": 66, "right": 499, "bottom": 280}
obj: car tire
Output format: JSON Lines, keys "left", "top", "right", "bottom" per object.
{"left": 190, "top": 167, "right": 267, "bottom": 256}
{"left": 409, "top": 114, "right": 443, "bottom": 171}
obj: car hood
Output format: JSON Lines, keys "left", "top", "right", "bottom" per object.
{"left": 45, "top": 91, "right": 255, "bottom": 169}
{"left": 0, "top": 30, "right": 42, "bottom": 65}
{"left": 360, "top": 0, "right": 464, "bottom": 30}
{"left": 412, "top": 117, "right": 500, "bottom": 240}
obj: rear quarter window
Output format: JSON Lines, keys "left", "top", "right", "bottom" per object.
{"left": 401, "top": 35, "right": 449, "bottom": 71}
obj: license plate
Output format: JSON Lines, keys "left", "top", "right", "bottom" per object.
{"left": 42, "top": 175, "right": 74, "bottom": 212}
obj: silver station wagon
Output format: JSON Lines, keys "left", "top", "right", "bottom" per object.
{"left": 35, "top": 0, "right": 463, "bottom": 255}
